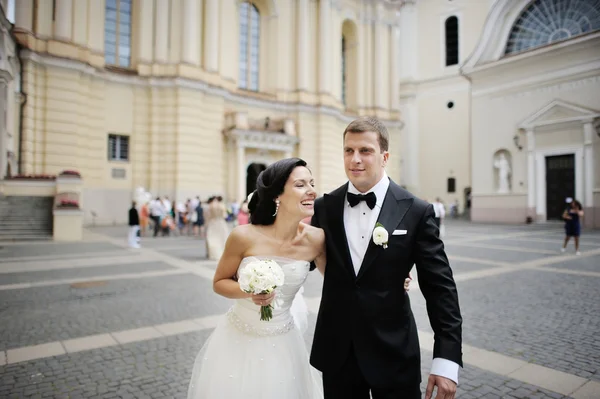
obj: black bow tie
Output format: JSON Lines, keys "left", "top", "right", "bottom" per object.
{"left": 347, "top": 192, "right": 377, "bottom": 210}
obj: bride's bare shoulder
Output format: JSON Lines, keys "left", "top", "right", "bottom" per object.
{"left": 229, "top": 224, "right": 256, "bottom": 244}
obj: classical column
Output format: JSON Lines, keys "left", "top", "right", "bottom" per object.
{"left": 374, "top": 3, "right": 386, "bottom": 109}
{"left": 72, "top": 0, "right": 88, "bottom": 46}
{"left": 154, "top": 0, "right": 170, "bottom": 63}
{"left": 237, "top": 144, "right": 246, "bottom": 202}
{"left": 35, "top": 0, "right": 54, "bottom": 37}
{"left": 87, "top": 0, "right": 105, "bottom": 53}
{"left": 583, "top": 122, "right": 595, "bottom": 209}
{"left": 390, "top": 24, "right": 400, "bottom": 110}
{"left": 526, "top": 129, "right": 536, "bottom": 214}
{"left": 14, "top": 0, "right": 34, "bottom": 32}
{"left": 204, "top": 0, "right": 219, "bottom": 72}
{"left": 138, "top": 0, "right": 155, "bottom": 63}
{"left": 54, "top": 0, "right": 73, "bottom": 41}
{"left": 297, "top": 0, "right": 309, "bottom": 91}
{"left": 182, "top": 0, "right": 201, "bottom": 65}
{"left": 398, "top": 2, "right": 417, "bottom": 81}
{"left": 318, "top": 0, "right": 331, "bottom": 94}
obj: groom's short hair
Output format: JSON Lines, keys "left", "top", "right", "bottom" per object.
{"left": 343, "top": 117, "right": 389, "bottom": 152}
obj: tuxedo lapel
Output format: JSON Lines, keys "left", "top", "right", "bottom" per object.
{"left": 324, "top": 184, "right": 356, "bottom": 278}
{"left": 356, "top": 181, "right": 413, "bottom": 281}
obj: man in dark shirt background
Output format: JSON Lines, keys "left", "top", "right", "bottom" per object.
{"left": 128, "top": 201, "right": 140, "bottom": 248}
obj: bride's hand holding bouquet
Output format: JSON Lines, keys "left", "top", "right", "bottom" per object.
{"left": 238, "top": 259, "right": 285, "bottom": 321}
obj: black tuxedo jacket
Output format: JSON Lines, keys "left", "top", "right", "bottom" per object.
{"left": 310, "top": 180, "right": 462, "bottom": 389}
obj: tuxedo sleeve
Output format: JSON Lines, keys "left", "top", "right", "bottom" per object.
{"left": 414, "top": 204, "right": 463, "bottom": 368}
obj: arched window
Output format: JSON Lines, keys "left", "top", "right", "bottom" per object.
{"left": 505, "top": 0, "right": 600, "bottom": 55}
{"left": 445, "top": 16, "right": 459, "bottom": 66}
{"left": 239, "top": 2, "right": 260, "bottom": 91}
{"left": 105, "top": 0, "right": 132, "bottom": 68}
{"left": 341, "top": 36, "right": 347, "bottom": 105}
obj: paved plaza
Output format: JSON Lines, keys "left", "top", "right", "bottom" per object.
{"left": 0, "top": 221, "right": 599, "bottom": 398}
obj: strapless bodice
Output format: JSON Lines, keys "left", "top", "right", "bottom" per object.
{"left": 227, "top": 256, "right": 310, "bottom": 336}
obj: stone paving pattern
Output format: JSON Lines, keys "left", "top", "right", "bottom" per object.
{"left": 0, "top": 274, "right": 230, "bottom": 351}
{"left": 0, "top": 262, "right": 177, "bottom": 286}
{"left": 0, "top": 221, "right": 598, "bottom": 397}
{"left": 0, "top": 331, "right": 574, "bottom": 399}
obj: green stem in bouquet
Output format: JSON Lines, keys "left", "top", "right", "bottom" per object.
{"left": 260, "top": 304, "right": 273, "bottom": 321}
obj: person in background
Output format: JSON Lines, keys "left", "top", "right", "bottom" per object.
{"left": 139, "top": 201, "right": 149, "bottom": 236}
{"left": 176, "top": 200, "right": 187, "bottom": 235}
{"left": 432, "top": 198, "right": 445, "bottom": 227}
{"left": 128, "top": 201, "right": 140, "bottom": 248}
{"left": 237, "top": 200, "right": 250, "bottom": 225}
{"left": 163, "top": 196, "right": 172, "bottom": 216}
{"left": 150, "top": 197, "right": 165, "bottom": 237}
{"left": 194, "top": 199, "right": 205, "bottom": 238}
{"left": 450, "top": 199, "right": 460, "bottom": 219}
{"left": 561, "top": 198, "right": 584, "bottom": 255}
{"left": 205, "top": 196, "right": 229, "bottom": 260}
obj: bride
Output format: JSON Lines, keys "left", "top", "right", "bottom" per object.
{"left": 187, "top": 158, "right": 411, "bottom": 398}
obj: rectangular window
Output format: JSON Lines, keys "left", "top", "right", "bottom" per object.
{"left": 239, "top": 2, "right": 260, "bottom": 91}
{"left": 105, "top": 0, "right": 132, "bottom": 68}
{"left": 108, "top": 134, "right": 129, "bottom": 161}
{"left": 447, "top": 177, "right": 456, "bottom": 193}
{"left": 445, "top": 16, "right": 459, "bottom": 66}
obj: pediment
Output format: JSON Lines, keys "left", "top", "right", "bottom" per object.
{"left": 519, "top": 100, "right": 600, "bottom": 129}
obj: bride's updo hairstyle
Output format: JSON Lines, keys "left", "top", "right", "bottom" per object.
{"left": 248, "top": 157, "right": 307, "bottom": 226}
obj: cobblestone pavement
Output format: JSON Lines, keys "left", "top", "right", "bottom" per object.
{"left": 0, "top": 220, "right": 598, "bottom": 398}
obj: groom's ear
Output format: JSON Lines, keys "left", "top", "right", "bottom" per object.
{"left": 382, "top": 151, "right": 389, "bottom": 167}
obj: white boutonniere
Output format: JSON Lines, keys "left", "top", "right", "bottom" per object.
{"left": 372, "top": 223, "right": 389, "bottom": 249}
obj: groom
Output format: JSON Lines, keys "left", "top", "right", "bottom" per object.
{"left": 310, "top": 117, "right": 462, "bottom": 399}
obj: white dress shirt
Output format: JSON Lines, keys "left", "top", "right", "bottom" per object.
{"left": 343, "top": 173, "right": 459, "bottom": 385}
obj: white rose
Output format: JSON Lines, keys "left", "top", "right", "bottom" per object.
{"left": 238, "top": 259, "right": 285, "bottom": 294}
{"left": 372, "top": 226, "right": 389, "bottom": 248}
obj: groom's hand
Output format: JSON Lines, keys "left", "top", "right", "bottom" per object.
{"left": 425, "top": 374, "right": 456, "bottom": 399}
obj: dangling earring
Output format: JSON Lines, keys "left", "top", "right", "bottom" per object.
{"left": 273, "top": 200, "right": 280, "bottom": 217}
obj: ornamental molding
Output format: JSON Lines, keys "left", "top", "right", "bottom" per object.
{"left": 518, "top": 99, "right": 600, "bottom": 130}
{"left": 462, "top": 0, "right": 532, "bottom": 70}
{"left": 471, "top": 64, "right": 600, "bottom": 98}
{"left": 225, "top": 129, "right": 299, "bottom": 152}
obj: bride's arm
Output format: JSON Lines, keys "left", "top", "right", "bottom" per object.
{"left": 213, "top": 227, "right": 253, "bottom": 299}
{"left": 213, "top": 226, "right": 276, "bottom": 306}
{"left": 314, "top": 249, "right": 326, "bottom": 275}
{"left": 307, "top": 225, "right": 326, "bottom": 275}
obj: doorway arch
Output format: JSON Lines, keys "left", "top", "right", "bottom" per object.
{"left": 246, "top": 163, "right": 267, "bottom": 197}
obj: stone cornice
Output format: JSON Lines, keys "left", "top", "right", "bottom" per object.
{"left": 19, "top": 49, "right": 404, "bottom": 128}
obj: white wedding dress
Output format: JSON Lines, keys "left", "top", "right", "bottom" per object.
{"left": 187, "top": 256, "right": 323, "bottom": 399}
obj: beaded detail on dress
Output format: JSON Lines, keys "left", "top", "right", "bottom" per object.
{"left": 226, "top": 307, "right": 296, "bottom": 336}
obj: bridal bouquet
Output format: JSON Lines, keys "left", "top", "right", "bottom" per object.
{"left": 238, "top": 259, "right": 285, "bottom": 321}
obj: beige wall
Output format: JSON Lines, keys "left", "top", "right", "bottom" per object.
{"left": 467, "top": 29, "right": 600, "bottom": 226}
{"left": 417, "top": 0, "right": 490, "bottom": 81}
{"left": 398, "top": 0, "right": 491, "bottom": 210}
{"left": 469, "top": 38, "right": 600, "bottom": 196}
{"left": 10, "top": 0, "right": 405, "bottom": 225}
{"left": 416, "top": 78, "right": 471, "bottom": 203}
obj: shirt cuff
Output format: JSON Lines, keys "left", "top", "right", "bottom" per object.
{"left": 430, "top": 358, "right": 459, "bottom": 385}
